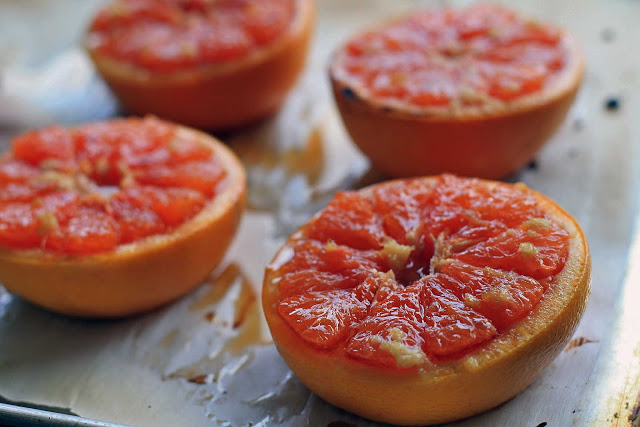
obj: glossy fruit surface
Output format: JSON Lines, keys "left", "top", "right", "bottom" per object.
{"left": 88, "top": 0, "right": 314, "bottom": 130}
{"left": 263, "top": 175, "right": 590, "bottom": 424}
{"left": 0, "top": 117, "right": 245, "bottom": 317}
{"left": 88, "top": 0, "right": 297, "bottom": 72}
{"left": 330, "top": 4, "right": 583, "bottom": 178}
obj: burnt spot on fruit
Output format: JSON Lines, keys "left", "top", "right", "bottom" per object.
{"left": 536, "top": 423, "right": 548, "bottom": 427}
{"left": 342, "top": 87, "right": 357, "bottom": 100}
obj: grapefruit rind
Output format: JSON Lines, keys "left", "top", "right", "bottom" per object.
{"left": 0, "top": 127, "right": 246, "bottom": 317}
{"left": 263, "top": 178, "right": 590, "bottom": 425}
{"left": 87, "top": 0, "right": 314, "bottom": 130}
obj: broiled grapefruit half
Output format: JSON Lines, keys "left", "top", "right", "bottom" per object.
{"left": 0, "top": 117, "right": 245, "bottom": 317}
{"left": 87, "top": 0, "right": 314, "bottom": 130}
{"left": 330, "top": 4, "right": 584, "bottom": 179}
{"left": 263, "top": 175, "right": 590, "bottom": 425}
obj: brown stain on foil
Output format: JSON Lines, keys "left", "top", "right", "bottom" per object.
{"left": 226, "top": 302, "right": 270, "bottom": 356}
{"left": 226, "top": 272, "right": 270, "bottom": 355}
{"left": 187, "top": 373, "right": 214, "bottom": 385}
{"left": 233, "top": 277, "right": 256, "bottom": 329}
{"left": 159, "top": 329, "right": 179, "bottom": 349}
{"left": 192, "top": 262, "right": 268, "bottom": 355}
{"left": 565, "top": 337, "right": 598, "bottom": 352}
{"left": 190, "top": 264, "right": 241, "bottom": 312}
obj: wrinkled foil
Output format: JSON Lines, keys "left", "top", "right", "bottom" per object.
{"left": 1, "top": 0, "right": 639, "bottom": 426}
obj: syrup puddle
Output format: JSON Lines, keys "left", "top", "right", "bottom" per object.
{"left": 228, "top": 123, "right": 325, "bottom": 211}
{"left": 190, "top": 263, "right": 242, "bottom": 312}
{"left": 159, "top": 263, "right": 269, "bottom": 386}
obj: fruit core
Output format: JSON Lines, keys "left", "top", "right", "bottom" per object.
{"left": 333, "top": 3, "right": 572, "bottom": 110}
{"left": 270, "top": 176, "right": 570, "bottom": 368}
{"left": 88, "top": 0, "right": 297, "bottom": 72}
{"left": 0, "top": 117, "right": 227, "bottom": 255}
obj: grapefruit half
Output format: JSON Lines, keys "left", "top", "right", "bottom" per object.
{"left": 0, "top": 117, "right": 245, "bottom": 317}
{"left": 263, "top": 175, "right": 590, "bottom": 425}
{"left": 329, "top": 4, "right": 584, "bottom": 179}
{"left": 87, "top": 0, "right": 314, "bottom": 130}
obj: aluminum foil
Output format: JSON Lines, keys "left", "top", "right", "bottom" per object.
{"left": 0, "top": 0, "right": 639, "bottom": 425}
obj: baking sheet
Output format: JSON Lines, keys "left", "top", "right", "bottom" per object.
{"left": 0, "top": 0, "right": 639, "bottom": 426}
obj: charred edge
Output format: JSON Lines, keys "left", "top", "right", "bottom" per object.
{"left": 341, "top": 87, "right": 357, "bottom": 100}
{"left": 339, "top": 84, "right": 397, "bottom": 115}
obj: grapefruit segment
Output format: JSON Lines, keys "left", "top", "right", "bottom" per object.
{"left": 371, "top": 179, "right": 433, "bottom": 244}
{"left": 13, "top": 127, "right": 75, "bottom": 167}
{"left": 276, "top": 240, "right": 383, "bottom": 298}
{"left": 118, "top": 186, "right": 205, "bottom": 227}
{"left": 44, "top": 204, "right": 121, "bottom": 255}
{"left": 420, "top": 276, "right": 496, "bottom": 358}
{"left": 453, "top": 217, "right": 569, "bottom": 279}
{"left": 134, "top": 160, "right": 226, "bottom": 196}
{"left": 263, "top": 175, "right": 591, "bottom": 425}
{"left": 307, "top": 192, "right": 383, "bottom": 250}
{"left": 436, "top": 260, "right": 545, "bottom": 331}
{"left": 278, "top": 283, "right": 372, "bottom": 351}
{"left": 110, "top": 194, "right": 165, "bottom": 244}
{"left": 347, "top": 281, "right": 426, "bottom": 369}
{"left": 0, "top": 160, "right": 39, "bottom": 184}
{"left": 0, "top": 183, "right": 53, "bottom": 203}
{"left": 0, "top": 203, "right": 41, "bottom": 249}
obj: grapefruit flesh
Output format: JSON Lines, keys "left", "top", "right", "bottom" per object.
{"left": 263, "top": 175, "right": 590, "bottom": 424}
{"left": 336, "top": 3, "right": 569, "bottom": 110}
{"left": 88, "top": 0, "right": 296, "bottom": 72}
{"left": 0, "top": 117, "right": 246, "bottom": 317}
{"left": 0, "top": 117, "right": 223, "bottom": 255}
